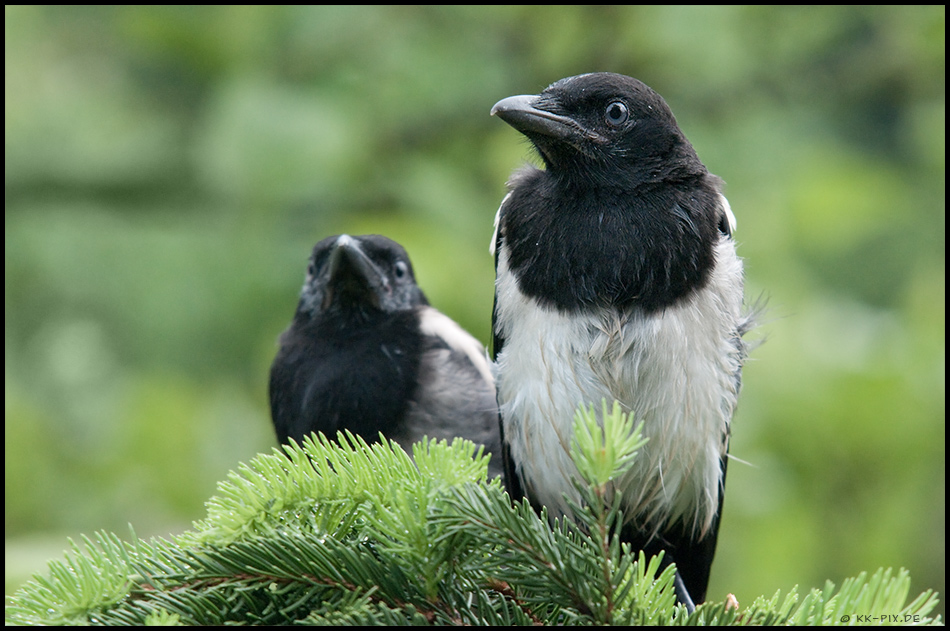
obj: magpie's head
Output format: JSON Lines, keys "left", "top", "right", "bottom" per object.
{"left": 297, "top": 234, "right": 428, "bottom": 321}
{"left": 491, "top": 73, "right": 705, "bottom": 186}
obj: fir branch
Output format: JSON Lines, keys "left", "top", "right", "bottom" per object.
{"left": 5, "top": 410, "right": 943, "bottom": 626}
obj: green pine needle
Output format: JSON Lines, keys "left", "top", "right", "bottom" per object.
{"left": 570, "top": 399, "right": 647, "bottom": 488}
{"left": 5, "top": 414, "right": 943, "bottom": 625}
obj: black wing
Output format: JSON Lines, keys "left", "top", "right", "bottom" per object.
{"left": 268, "top": 331, "right": 339, "bottom": 446}
{"left": 617, "top": 451, "right": 726, "bottom": 609}
{"left": 403, "top": 307, "right": 502, "bottom": 477}
{"left": 268, "top": 313, "right": 425, "bottom": 448}
{"left": 491, "top": 210, "right": 528, "bottom": 502}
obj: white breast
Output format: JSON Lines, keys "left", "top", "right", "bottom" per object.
{"left": 494, "top": 238, "right": 744, "bottom": 538}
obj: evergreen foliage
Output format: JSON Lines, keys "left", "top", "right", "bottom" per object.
{"left": 5, "top": 404, "right": 942, "bottom": 625}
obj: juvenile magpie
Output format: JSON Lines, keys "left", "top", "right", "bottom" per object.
{"left": 490, "top": 73, "right": 754, "bottom": 609}
{"left": 269, "top": 234, "right": 501, "bottom": 477}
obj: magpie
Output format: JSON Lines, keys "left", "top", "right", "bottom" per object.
{"left": 490, "top": 73, "right": 754, "bottom": 610}
{"left": 269, "top": 234, "right": 501, "bottom": 478}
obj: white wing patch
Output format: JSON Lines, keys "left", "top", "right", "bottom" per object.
{"left": 489, "top": 192, "right": 511, "bottom": 257}
{"left": 418, "top": 307, "right": 494, "bottom": 386}
{"left": 721, "top": 194, "right": 737, "bottom": 234}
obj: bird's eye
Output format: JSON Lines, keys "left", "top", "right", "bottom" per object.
{"left": 307, "top": 262, "right": 316, "bottom": 277}
{"left": 605, "top": 101, "right": 629, "bottom": 126}
{"left": 394, "top": 261, "right": 409, "bottom": 279}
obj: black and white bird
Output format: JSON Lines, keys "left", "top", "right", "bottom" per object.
{"left": 270, "top": 234, "right": 501, "bottom": 477}
{"left": 490, "top": 73, "right": 754, "bottom": 609}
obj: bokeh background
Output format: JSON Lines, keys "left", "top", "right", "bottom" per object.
{"left": 5, "top": 5, "right": 945, "bottom": 612}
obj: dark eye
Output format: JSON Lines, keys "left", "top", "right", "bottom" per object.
{"left": 394, "top": 260, "right": 409, "bottom": 279}
{"left": 605, "top": 101, "right": 628, "bottom": 126}
{"left": 307, "top": 261, "right": 316, "bottom": 277}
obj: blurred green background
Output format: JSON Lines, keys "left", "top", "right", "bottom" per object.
{"left": 5, "top": 5, "right": 945, "bottom": 611}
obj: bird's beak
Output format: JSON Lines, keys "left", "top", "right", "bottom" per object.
{"left": 323, "top": 235, "right": 389, "bottom": 310}
{"left": 491, "top": 94, "right": 579, "bottom": 139}
{"left": 491, "top": 94, "right": 603, "bottom": 162}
